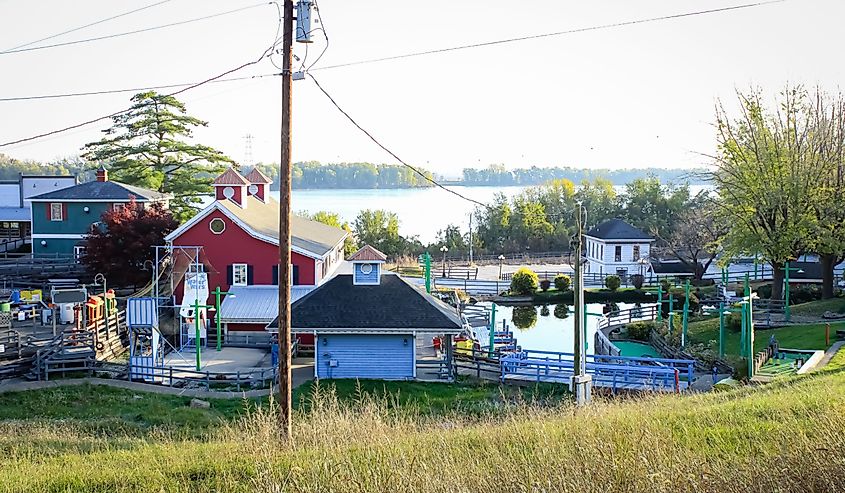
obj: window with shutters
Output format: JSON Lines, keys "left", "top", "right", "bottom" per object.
{"left": 614, "top": 246, "right": 622, "bottom": 262}
{"left": 232, "top": 263, "right": 248, "bottom": 286}
{"left": 50, "top": 203, "right": 63, "bottom": 221}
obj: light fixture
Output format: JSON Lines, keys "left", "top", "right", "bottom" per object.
{"left": 83, "top": 206, "right": 90, "bottom": 213}
{"left": 403, "top": 338, "right": 408, "bottom": 346}
{"left": 322, "top": 337, "right": 327, "bottom": 346}
{"left": 40, "top": 240, "right": 46, "bottom": 246}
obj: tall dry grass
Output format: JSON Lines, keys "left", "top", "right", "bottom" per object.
{"left": 2, "top": 375, "right": 845, "bottom": 492}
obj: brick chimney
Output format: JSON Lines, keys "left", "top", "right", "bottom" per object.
{"left": 96, "top": 165, "right": 108, "bottom": 182}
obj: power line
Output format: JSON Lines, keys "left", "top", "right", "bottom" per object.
{"left": 0, "top": 4, "right": 283, "bottom": 149}
{"left": 0, "top": 73, "right": 282, "bottom": 102}
{"left": 311, "top": 0, "right": 785, "bottom": 72}
{"left": 0, "top": 2, "right": 267, "bottom": 55}
{"left": 308, "top": 73, "right": 490, "bottom": 209}
{"left": 2, "top": 0, "right": 172, "bottom": 53}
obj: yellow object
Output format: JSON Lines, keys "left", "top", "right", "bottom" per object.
{"left": 456, "top": 339, "right": 474, "bottom": 356}
{"left": 20, "top": 290, "right": 31, "bottom": 301}
{"left": 29, "top": 289, "right": 42, "bottom": 302}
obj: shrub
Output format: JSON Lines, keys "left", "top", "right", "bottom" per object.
{"left": 539, "top": 279, "right": 551, "bottom": 292}
{"left": 630, "top": 274, "right": 645, "bottom": 290}
{"left": 660, "top": 278, "right": 672, "bottom": 292}
{"left": 605, "top": 275, "right": 621, "bottom": 291}
{"left": 626, "top": 321, "right": 654, "bottom": 341}
{"left": 540, "top": 305, "right": 550, "bottom": 317}
{"left": 512, "top": 306, "right": 538, "bottom": 329}
{"left": 510, "top": 268, "right": 539, "bottom": 295}
{"left": 727, "top": 311, "right": 742, "bottom": 332}
{"left": 553, "top": 274, "right": 571, "bottom": 291}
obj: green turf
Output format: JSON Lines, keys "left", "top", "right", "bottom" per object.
{"left": 687, "top": 317, "right": 845, "bottom": 356}
{"left": 614, "top": 341, "right": 662, "bottom": 358}
{"left": 790, "top": 297, "right": 845, "bottom": 316}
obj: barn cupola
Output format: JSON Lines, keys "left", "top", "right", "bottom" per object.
{"left": 244, "top": 168, "right": 272, "bottom": 203}
{"left": 96, "top": 164, "right": 109, "bottom": 182}
{"left": 348, "top": 245, "right": 387, "bottom": 286}
{"left": 212, "top": 168, "right": 249, "bottom": 208}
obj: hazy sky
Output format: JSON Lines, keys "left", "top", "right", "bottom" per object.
{"left": 1, "top": 0, "right": 843, "bottom": 176}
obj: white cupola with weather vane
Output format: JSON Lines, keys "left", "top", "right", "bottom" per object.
{"left": 348, "top": 245, "right": 387, "bottom": 286}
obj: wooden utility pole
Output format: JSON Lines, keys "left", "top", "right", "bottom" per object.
{"left": 278, "top": 0, "right": 294, "bottom": 439}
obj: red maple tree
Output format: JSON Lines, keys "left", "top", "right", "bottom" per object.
{"left": 81, "top": 197, "right": 178, "bottom": 288}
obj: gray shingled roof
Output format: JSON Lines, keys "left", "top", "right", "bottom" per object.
{"left": 585, "top": 219, "right": 652, "bottom": 241}
{"left": 268, "top": 274, "right": 463, "bottom": 332}
{"left": 28, "top": 180, "right": 171, "bottom": 202}
{"left": 218, "top": 196, "right": 346, "bottom": 256}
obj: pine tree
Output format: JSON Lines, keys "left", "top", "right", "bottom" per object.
{"left": 82, "top": 91, "right": 235, "bottom": 222}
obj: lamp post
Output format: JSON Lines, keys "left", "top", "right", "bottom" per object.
{"left": 191, "top": 297, "right": 214, "bottom": 371}
{"left": 782, "top": 261, "right": 804, "bottom": 322}
{"left": 498, "top": 254, "right": 505, "bottom": 280}
{"left": 440, "top": 245, "right": 448, "bottom": 278}
{"left": 212, "top": 287, "right": 233, "bottom": 352}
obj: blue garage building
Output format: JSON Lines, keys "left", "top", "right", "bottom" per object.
{"left": 268, "top": 245, "right": 463, "bottom": 381}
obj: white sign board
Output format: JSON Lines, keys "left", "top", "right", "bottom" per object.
{"left": 180, "top": 273, "right": 209, "bottom": 338}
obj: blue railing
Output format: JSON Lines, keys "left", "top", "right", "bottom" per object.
{"left": 500, "top": 348, "right": 695, "bottom": 392}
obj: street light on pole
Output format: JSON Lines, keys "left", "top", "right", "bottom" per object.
{"left": 498, "top": 254, "right": 505, "bottom": 280}
{"left": 440, "top": 245, "right": 448, "bottom": 278}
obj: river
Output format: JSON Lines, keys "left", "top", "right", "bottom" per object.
{"left": 281, "top": 184, "right": 711, "bottom": 243}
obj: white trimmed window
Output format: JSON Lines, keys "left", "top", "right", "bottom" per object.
{"left": 232, "top": 263, "right": 248, "bottom": 286}
{"left": 113, "top": 203, "right": 126, "bottom": 212}
{"left": 209, "top": 218, "right": 226, "bottom": 234}
{"left": 632, "top": 245, "right": 641, "bottom": 262}
{"left": 73, "top": 246, "right": 85, "bottom": 263}
{"left": 50, "top": 203, "right": 63, "bottom": 221}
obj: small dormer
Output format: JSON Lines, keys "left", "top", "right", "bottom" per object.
{"left": 212, "top": 168, "right": 249, "bottom": 208}
{"left": 348, "top": 245, "right": 388, "bottom": 286}
{"left": 244, "top": 168, "right": 272, "bottom": 203}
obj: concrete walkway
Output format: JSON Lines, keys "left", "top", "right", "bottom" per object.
{"left": 814, "top": 340, "right": 845, "bottom": 370}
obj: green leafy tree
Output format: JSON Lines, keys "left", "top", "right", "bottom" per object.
{"left": 574, "top": 178, "right": 618, "bottom": 229}
{"left": 82, "top": 91, "right": 234, "bottom": 222}
{"left": 620, "top": 176, "right": 691, "bottom": 242}
{"left": 436, "top": 224, "right": 467, "bottom": 254}
{"left": 353, "top": 209, "right": 408, "bottom": 257}
{"left": 302, "top": 210, "right": 359, "bottom": 257}
{"left": 711, "top": 87, "right": 822, "bottom": 300}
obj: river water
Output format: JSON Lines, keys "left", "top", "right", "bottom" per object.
{"left": 285, "top": 184, "right": 711, "bottom": 243}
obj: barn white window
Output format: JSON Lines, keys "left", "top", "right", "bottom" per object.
{"left": 50, "top": 203, "right": 63, "bottom": 221}
{"left": 232, "top": 263, "right": 248, "bottom": 286}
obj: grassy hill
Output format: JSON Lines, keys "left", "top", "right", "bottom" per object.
{"left": 2, "top": 357, "right": 845, "bottom": 492}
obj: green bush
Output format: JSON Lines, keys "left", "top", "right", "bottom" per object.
{"left": 512, "top": 306, "right": 538, "bottom": 329}
{"left": 510, "top": 268, "right": 539, "bottom": 295}
{"left": 553, "top": 274, "right": 571, "bottom": 291}
{"left": 660, "top": 278, "right": 672, "bottom": 292}
{"left": 539, "top": 279, "right": 551, "bottom": 292}
{"left": 605, "top": 275, "right": 621, "bottom": 291}
{"left": 626, "top": 321, "right": 654, "bottom": 341}
{"left": 727, "top": 311, "right": 742, "bottom": 332}
{"left": 630, "top": 274, "right": 645, "bottom": 290}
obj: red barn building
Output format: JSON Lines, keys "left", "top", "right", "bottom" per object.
{"left": 165, "top": 168, "right": 347, "bottom": 340}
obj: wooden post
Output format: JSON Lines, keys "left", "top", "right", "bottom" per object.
{"left": 277, "top": 0, "right": 294, "bottom": 440}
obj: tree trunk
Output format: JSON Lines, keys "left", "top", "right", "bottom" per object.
{"left": 771, "top": 261, "right": 784, "bottom": 301}
{"left": 821, "top": 253, "right": 836, "bottom": 299}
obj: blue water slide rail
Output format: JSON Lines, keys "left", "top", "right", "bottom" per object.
{"left": 500, "top": 349, "right": 695, "bottom": 392}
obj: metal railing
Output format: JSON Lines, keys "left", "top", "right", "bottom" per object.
{"left": 127, "top": 364, "right": 278, "bottom": 391}
{"left": 433, "top": 278, "right": 509, "bottom": 296}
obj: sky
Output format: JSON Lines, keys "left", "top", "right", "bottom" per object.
{"left": 0, "top": 0, "right": 843, "bottom": 177}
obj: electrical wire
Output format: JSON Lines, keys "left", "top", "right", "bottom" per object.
{"left": 0, "top": 73, "right": 282, "bottom": 102}
{"left": 0, "top": 4, "right": 283, "bottom": 149}
{"left": 305, "top": 0, "right": 329, "bottom": 71}
{"left": 2, "top": 0, "right": 173, "bottom": 53}
{"left": 0, "top": 2, "right": 268, "bottom": 55}
{"left": 0, "top": 0, "right": 784, "bottom": 102}
{"left": 310, "top": 0, "right": 785, "bottom": 72}
{"left": 308, "top": 73, "right": 490, "bottom": 209}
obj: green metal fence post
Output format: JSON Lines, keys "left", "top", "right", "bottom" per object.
{"left": 718, "top": 301, "right": 725, "bottom": 358}
{"left": 488, "top": 303, "right": 497, "bottom": 358}
{"left": 424, "top": 252, "right": 432, "bottom": 294}
{"left": 682, "top": 280, "right": 690, "bottom": 348}
{"left": 657, "top": 283, "right": 663, "bottom": 323}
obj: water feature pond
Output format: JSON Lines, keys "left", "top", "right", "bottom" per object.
{"left": 478, "top": 302, "right": 655, "bottom": 355}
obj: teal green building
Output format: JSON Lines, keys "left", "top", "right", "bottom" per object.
{"left": 29, "top": 167, "right": 170, "bottom": 257}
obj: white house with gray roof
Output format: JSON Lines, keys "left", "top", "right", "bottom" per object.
{"left": 584, "top": 219, "right": 654, "bottom": 279}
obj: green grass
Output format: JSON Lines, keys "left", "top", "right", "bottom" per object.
{"left": 687, "top": 317, "right": 845, "bottom": 356}
{"left": 3, "top": 363, "right": 845, "bottom": 491}
{"left": 790, "top": 297, "right": 845, "bottom": 316}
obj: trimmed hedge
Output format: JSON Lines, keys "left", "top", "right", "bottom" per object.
{"left": 553, "top": 274, "right": 571, "bottom": 292}
{"left": 510, "top": 268, "right": 539, "bottom": 296}
{"left": 605, "top": 275, "right": 621, "bottom": 291}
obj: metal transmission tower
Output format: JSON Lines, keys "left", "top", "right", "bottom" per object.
{"left": 243, "top": 133, "right": 254, "bottom": 167}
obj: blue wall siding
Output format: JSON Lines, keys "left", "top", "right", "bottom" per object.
{"left": 353, "top": 263, "right": 380, "bottom": 284}
{"left": 32, "top": 238, "right": 83, "bottom": 256}
{"left": 32, "top": 202, "right": 113, "bottom": 235}
{"left": 316, "top": 333, "right": 414, "bottom": 380}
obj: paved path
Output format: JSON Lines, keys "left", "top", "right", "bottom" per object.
{"left": 814, "top": 340, "right": 845, "bottom": 370}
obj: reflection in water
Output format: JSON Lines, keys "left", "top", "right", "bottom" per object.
{"left": 553, "top": 304, "right": 570, "bottom": 319}
{"left": 540, "top": 305, "right": 550, "bottom": 317}
{"left": 512, "top": 306, "right": 538, "bottom": 329}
